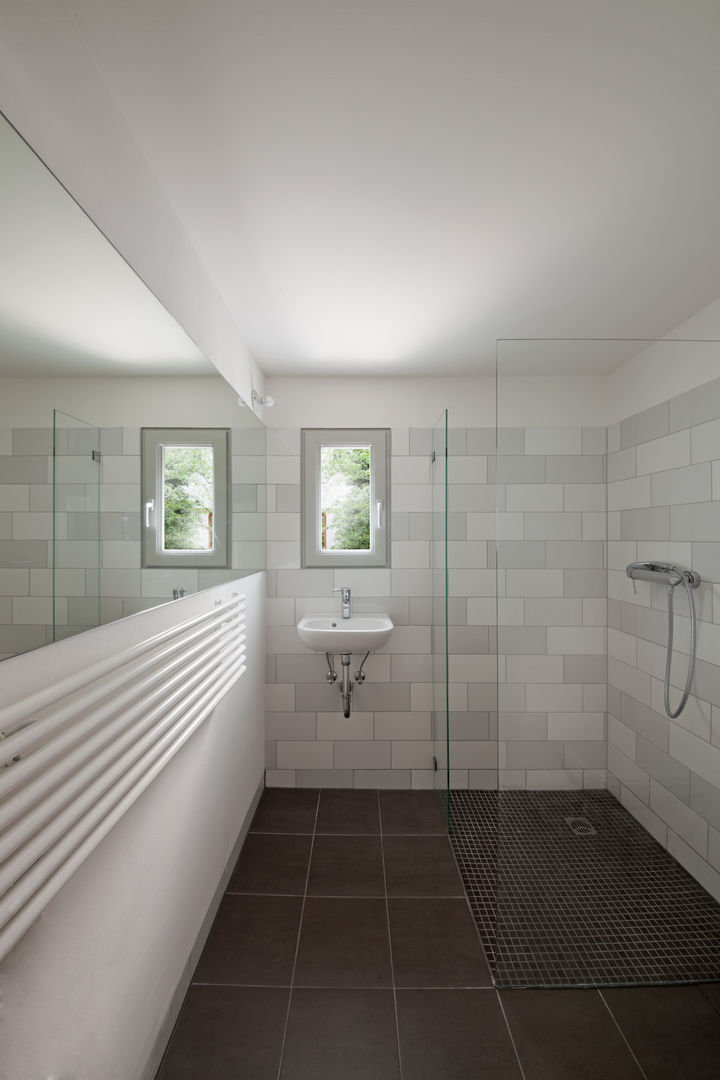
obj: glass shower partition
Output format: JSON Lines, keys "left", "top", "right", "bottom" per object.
{"left": 52, "top": 409, "right": 101, "bottom": 642}
{"left": 431, "top": 409, "right": 449, "bottom": 822}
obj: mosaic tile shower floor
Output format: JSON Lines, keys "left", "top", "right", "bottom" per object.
{"left": 448, "top": 789, "right": 720, "bottom": 988}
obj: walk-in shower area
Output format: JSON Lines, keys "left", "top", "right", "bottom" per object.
{"left": 433, "top": 340, "right": 720, "bottom": 989}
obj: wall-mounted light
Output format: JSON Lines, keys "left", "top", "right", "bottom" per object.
{"left": 251, "top": 389, "right": 275, "bottom": 410}
{"left": 237, "top": 391, "right": 275, "bottom": 410}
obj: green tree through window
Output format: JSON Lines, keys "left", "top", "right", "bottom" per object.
{"left": 163, "top": 445, "right": 214, "bottom": 550}
{"left": 320, "top": 446, "right": 371, "bottom": 550}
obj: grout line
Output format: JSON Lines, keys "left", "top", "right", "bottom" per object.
{"left": 379, "top": 789, "right": 405, "bottom": 1080}
{"left": 699, "top": 984, "right": 720, "bottom": 1018}
{"left": 192, "top": 981, "right": 295, "bottom": 989}
{"left": 191, "top": 979, "right": 498, "bottom": 991}
{"left": 251, "top": 829, "right": 447, "bottom": 837}
{"left": 226, "top": 890, "right": 466, "bottom": 900}
{"left": 291, "top": 981, "right": 494, "bottom": 991}
{"left": 225, "top": 890, "right": 306, "bottom": 898}
{"left": 250, "top": 829, "right": 315, "bottom": 836}
{"left": 275, "top": 788, "right": 321, "bottom": 1080}
{"left": 598, "top": 990, "right": 650, "bottom": 1080}
{"left": 495, "top": 989, "right": 529, "bottom": 1080}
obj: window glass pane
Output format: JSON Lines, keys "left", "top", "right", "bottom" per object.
{"left": 162, "top": 445, "right": 214, "bottom": 551}
{"left": 320, "top": 445, "right": 371, "bottom": 551}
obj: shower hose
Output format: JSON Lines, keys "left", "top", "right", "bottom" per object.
{"left": 664, "top": 575, "right": 697, "bottom": 719}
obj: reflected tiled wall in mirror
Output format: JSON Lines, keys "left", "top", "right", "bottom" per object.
{"left": 0, "top": 111, "right": 266, "bottom": 659}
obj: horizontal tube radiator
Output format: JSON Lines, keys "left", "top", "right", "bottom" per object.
{"left": 0, "top": 593, "right": 246, "bottom": 963}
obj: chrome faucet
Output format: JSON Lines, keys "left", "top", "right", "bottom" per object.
{"left": 333, "top": 586, "right": 351, "bottom": 619}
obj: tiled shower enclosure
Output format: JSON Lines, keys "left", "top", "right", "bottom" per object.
{"left": 457, "top": 342, "right": 720, "bottom": 987}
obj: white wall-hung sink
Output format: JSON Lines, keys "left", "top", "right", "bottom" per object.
{"left": 296, "top": 614, "right": 394, "bottom": 653}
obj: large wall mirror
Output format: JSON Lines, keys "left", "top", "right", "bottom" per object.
{"left": 0, "top": 112, "right": 265, "bottom": 661}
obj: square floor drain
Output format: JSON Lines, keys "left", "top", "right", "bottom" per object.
{"left": 565, "top": 815, "right": 597, "bottom": 836}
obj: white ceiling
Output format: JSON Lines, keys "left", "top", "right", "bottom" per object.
{"left": 0, "top": 115, "right": 213, "bottom": 377}
{"left": 12, "top": 1, "right": 720, "bottom": 377}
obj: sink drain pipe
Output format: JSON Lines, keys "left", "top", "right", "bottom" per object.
{"left": 340, "top": 653, "right": 352, "bottom": 718}
{"left": 325, "top": 651, "right": 371, "bottom": 718}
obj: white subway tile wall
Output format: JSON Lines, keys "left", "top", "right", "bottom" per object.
{"left": 268, "top": 427, "right": 476, "bottom": 788}
{"left": 0, "top": 426, "right": 264, "bottom": 658}
{"left": 607, "top": 374, "right": 720, "bottom": 901}
{"left": 265, "top": 424, "right": 608, "bottom": 793}
{"left": 495, "top": 427, "right": 607, "bottom": 788}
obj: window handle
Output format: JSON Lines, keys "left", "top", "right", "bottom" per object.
{"left": 145, "top": 499, "right": 155, "bottom": 527}
{"left": 376, "top": 499, "right": 384, "bottom": 528}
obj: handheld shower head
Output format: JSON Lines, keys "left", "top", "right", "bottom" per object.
{"left": 625, "top": 560, "right": 701, "bottom": 720}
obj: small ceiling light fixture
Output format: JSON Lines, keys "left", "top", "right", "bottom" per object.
{"left": 251, "top": 389, "right": 275, "bottom": 410}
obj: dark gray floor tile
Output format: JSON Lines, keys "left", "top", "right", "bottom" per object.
{"left": 501, "top": 989, "right": 645, "bottom": 1079}
{"left": 700, "top": 982, "right": 720, "bottom": 1014}
{"left": 307, "top": 834, "right": 385, "bottom": 896}
{"left": 383, "top": 835, "right": 464, "bottom": 897}
{"left": 380, "top": 790, "right": 446, "bottom": 834}
{"left": 397, "top": 989, "right": 522, "bottom": 1080}
{"left": 156, "top": 788, "right": 720, "bottom": 1079}
{"left": 251, "top": 788, "right": 319, "bottom": 833}
{"left": 156, "top": 986, "right": 288, "bottom": 1079}
{"left": 280, "top": 988, "right": 400, "bottom": 1080}
{"left": 227, "top": 833, "right": 312, "bottom": 895}
{"left": 389, "top": 898, "right": 491, "bottom": 987}
{"left": 603, "top": 986, "right": 720, "bottom": 1079}
{"left": 316, "top": 789, "right": 381, "bottom": 833}
{"left": 294, "top": 897, "right": 392, "bottom": 987}
{"left": 194, "top": 894, "right": 302, "bottom": 986}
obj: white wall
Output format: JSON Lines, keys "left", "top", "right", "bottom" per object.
{"left": 268, "top": 370, "right": 710, "bottom": 431}
{"left": 262, "top": 364, "right": 719, "bottom": 436}
{"left": 0, "top": 1, "right": 264, "bottom": 406}
{"left": 265, "top": 376, "right": 494, "bottom": 428}
{"left": 606, "top": 337, "right": 720, "bottom": 426}
{"left": 265, "top": 374, "right": 611, "bottom": 429}
{"left": 0, "top": 574, "right": 266, "bottom": 1080}
{"left": 0, "top": 375, "right": 254, "bottom": 428}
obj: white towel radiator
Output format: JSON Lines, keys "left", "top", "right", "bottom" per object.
{"left": 0, "top": 593, "right": 246, "bottom": 962}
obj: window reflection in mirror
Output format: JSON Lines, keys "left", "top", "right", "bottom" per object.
{"left": 141, "top": 428, "right": 230, "bottom": 568}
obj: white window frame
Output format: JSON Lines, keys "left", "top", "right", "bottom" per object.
{"left": 141, "top": 428, "right": 230, "bottom": 568}
{"left": 301, "top": 427, "right": 390, "bottom": 568}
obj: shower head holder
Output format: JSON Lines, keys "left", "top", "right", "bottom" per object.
{"left": 626, "top": 561, "right": 700, "bottom": 589}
